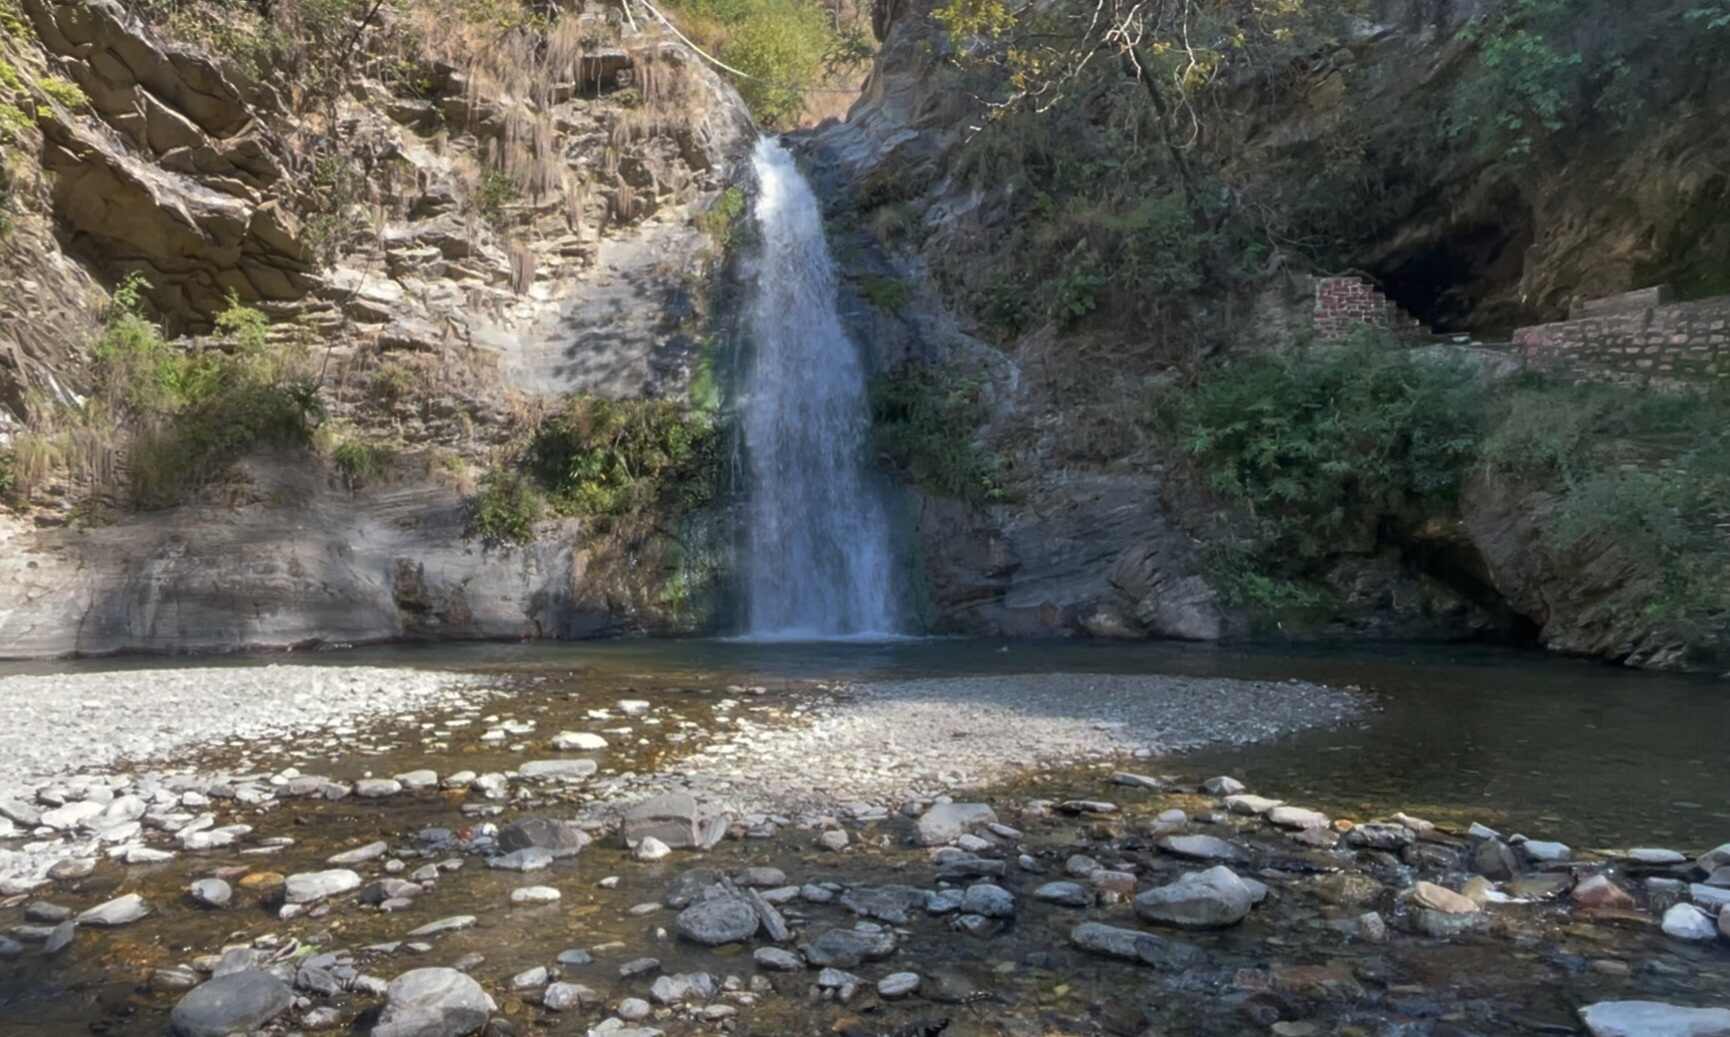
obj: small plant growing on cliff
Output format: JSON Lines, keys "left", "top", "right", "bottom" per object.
{"left": 0, "top": 448, "right": 16, "bottom": 502}
{"left": 697, "top": 186, "right": 746, "bottom": 253}
{"left": 467, "top": 468, "right": 544, "bottom": 546}
{"left": 529, "top": 396, "right": 720, "bottom": 521}
{"left": 870, "top": 365, "right": 1004, "bottom": 506}
{"left": 34, "top": 75, "right": 87, "bottom": 110}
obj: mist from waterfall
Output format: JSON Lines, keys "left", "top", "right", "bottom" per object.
{"left": 739, "top": 137, "right": 898, "bottom": 639}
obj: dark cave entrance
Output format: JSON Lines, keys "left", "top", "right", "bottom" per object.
{"left": 1369, "top": 193, "right": 1536, "bottom": 337}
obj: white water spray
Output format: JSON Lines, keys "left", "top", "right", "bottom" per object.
{"left": 740, "top": 138, "right": 899, "bottom": 638}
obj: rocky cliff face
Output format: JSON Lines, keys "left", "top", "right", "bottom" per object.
{"left": 0, "top": 0, "right": 754, "bottom": 655}
{"left": 804, "top": 0, "right": 1727, "bottom": 670}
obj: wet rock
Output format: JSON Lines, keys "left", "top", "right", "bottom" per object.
{"left": 541, "top": 982, "right": 596, "bottom": 1011}
{"left": 510, "top": 966, "right": 548, "bottom": 991}
{"left": 1573, "top": 875, "right": 1636, "bottom": 911}
{"left": 153, "top": 966, "right": 201, "bottom": 991}
{"left": 499, "top": 818, "right": 592, "bottom": 859}
{"left": 1058, "top": 799, "right": 1119, "bottom": 815}
{"left": 925, "top": 889, "right": 964, "bottom": 914}
{"left": 802, "top": 927, "right": 897, "bottom": 968}
{"left": 619, "top": 957, "right": 660, "bottom": 978}
{"left": 1697, "top": 843, "right": 1730, "bottom": 873}
{"left": 650, "top": 972, "right": 716, "bottom": 1004}
{"left": 1224, "top": 794, "right": 1283, "bottom": 816}
{"left": 550, "top": 732, "right": 608, "bottom": 751}
{"left": 623, "top": 793, "right": 728, "bottom": 850}
{"left": 1693, "top": 884, "right": 1730, "bottom": 911}
{"left": 1033, "top": 881, "right": 1092, "bottom": 907}
{"left": 0, "top": 937, "right": 21, "bottom": 958}
{"left": 188, "top": 879, "right": 231, "bottom": 909}
{"left": 78, "top": 893, "right": 150, "bottom": 927}
{"left": 1627, "top": 848, "right": 1688, "bottom": 865}
{"left": 1069, "top": 923, "right": 1203, "bottom": 969}
{"left": 396, "top": 770, "right": 439, "bottom": 790}
{"left": 556, "top": 948, "right": 593, "bottom": 967}
{"left": 329, "top": 840, "right": 389, "bottom": 865}
{"left": 48, "top": 857, "right": 97, "bottom": 881}
{"left": 487, "top": 848, "right": 554, "bottom": 872}
{"left": 408, "top": 916, "right": 477, "bottom": 937}
{"left": 634, "top": 837, "right": 671, "bottom": 862}
{"left": 747, "top": 888, "right": 790, "bottom": 942}
{"left": 303, "top": 1006, "right": 344, "bottom": 1031}
{"left": 961, "top": 883, "right": 1015, "bottom": 918}
{"left": 1579, "top": 1001, "right": 1730, "bottom": 1037}
{"left": 298, "top": 966, "right": 343, "bottom": 996}
{"left": 734, "top": 866, "right": 787, "bottom": 888}
{"left": 1158, "top": 834, "right": 1244, "bottom": 862}
{"left": 754, "top": 947, "right": 803, "bottom": 971}
{"left": 841, "top": 885, "right": 929, "bottom": 925}
{"left": 376, "top": 968, "right": 496, "bottom": 1036}
{"left": 1134, "top": 866, "right": 1254, "bottom": 929}
{"left": 1358, "top": 911, "right": 1388, "bottom": 943}
{"left": 675, "top": 894, "right": 760, "bottom": 946}
{"left": 817, "top": 829, "right": 849, "bottom": 851}
{"left": 618, "top": 997, "right": 652, "bottom": 1020}
{"left": 1344, "top": 823, "right": 1414, "bottom": 851}
{"left": 1203, "top": 776, "right": 1246, "bottom": 796}
{"left": 1112, "top": 772, "right": 1165, "bottom": 790}
{"left": 1066, "top": 854, "right": 1102, "bottom": 877}
{"left": 43, "top": 921, "right": 76, "bottom": 956}
{"left": 286, "top": 870, "right": 363, "bottom": 904}
{"left": 518, "top": 760, "right": 598, "bottom": 781}
{"left": 25, "top": 903, "right": 72, "bottom": 924}
{"left": 356, "top": 779, "right": 403, "bottom": 798}
{"left": 1471, "top": 838, "right": 1522, "bottom": 880}
{"left": 1268, "top": 803, "right": 1330, "bottom": 828}
{"left": 511, "top": 886, "right": 562, "bottom": 905}
{"left": 879, "top": 972, "right": 920, "bottom": 999}
{"left": 1662, "top": 904, "right": 1718, "bottom": 941}
{"left": 914, "top": 803, "right": 997, "bottom": 846}
{"left": 1519, "top": 839, "right": 1571, "bottom": 863}
{"left": 1410, "top": 881, "right": 1479, "bottom": 915}
{"left": 169, "top": 970, "right": 293, "bottom": 1037}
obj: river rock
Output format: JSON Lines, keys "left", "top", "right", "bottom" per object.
{"left": 1268, "top": 806, "right": 1330, "bottom": 830}
{"left": 754, "top": 946, "right": 804, "bottom": 971}
{"left": 1626, "top": 848, "right": 1688, "bottom": 865}
{"left": 286, "top": 870, "right": 362, "bottom": 904}
{"left": 1034, "top": 881, "right": 1093, "bottom": 907}
{"left": 499, "top": 817, "right": 592, "bottom": 858}
{"left": 407, "top": 915, "right": 476, "bottom": 937}
{"left": 1693, "top": 884, "right": 1730, "bottom": 911}
{"left": 41, "top": 800, "right": 103, "bottom": 830}
{"left": 962, "top": 883, "right": 1016, "bottom": 918}
{"left": 623, "top": 792, "right": 728, "bottom": 850}
{"left": 356, "top": 779, "right": 403, "bottom": 798}
{"left": 1520, "top": 839, "right": 1571, "bottom": 863}
{"left": 634, "top": 836, "right": 671, "bottom": 862}
{"left": 488, "top": 848, "right": 554, "bottom": 872}
{"left": 169, "top": 970, "right": 293, "bottom": 1037}
{"left": 1344, "top": 822, "right": 1415, "bottom": 850}
{"left": 1471, "top": 838, "right": 1522, "bottom": 880}
{"left": 550, "top": 732, "right": 608, "bottom": 751}
{"left": 802, "top": 927, "right": 897, "bottom": 967}
{"left": 188, "top": 879, "right": 232, "bottom": 909}
{"left": 1134, "top": 866, "right": 1254, "bottom": 928}
{"left": 840, "top": 885, "right": 929, "bottom": 924}
{"left": 78, "top": 894, "right": 150, "bottom": 927}
{"left": 329, "top": 840, "right": 389, "bottom": 865}
{"left": 1410, "top": 881, "right": 1479, "bottom": 915}
{"left": 376, "top": 967, "right": 496, "bottom": 1036}
{"left": 650, "top": 972, "right": 716, "bottom": 1004}
{"left": 396, "top": 770, "right": 439, "bottom": 790}
{"left": 1202, "top": 776, "right": 1246, "bottom": 796}
{"left": 541, "top": 982, "right": 596, "bottom": 1011}
{"left": 675, "top": 894, "right": 760, "bottom": 946}
{"left": 879, "top": 972, "right": 920, "bottom": 999}
{"left": 1662, "top": 903, "right": 1718, "bottom": 941}
{"left": 48, "top": 857, "right": 97, "bottom": 881}
{"left": 1224, "top": 794, "right": 1283, "bottom": 816}
{"left": 1158, "top": 834, "right": 1243, "bottom": 862}
{"left": 511, "top": 886, "right": 561, "bottom": 905}
{"left": 518, "top": 760, "right": 598, "bottom": 781}
{"left": 1069, "top": 922, "right": 1203, "bottom": 969}
{"left": 1573, "top": 875, "right": 1635, "bottom": 910}
{"left": 1579, "top": 1001, "right": 1730, "bottom": 1036}
{"left": 817, "top": 829, "right": 849, "bottom": 851}
{"left": 915, "top": 803, "right": 997, "bottom": 846}
{"left": 1697, "top": 843, "right": 1730, "bottom": 873}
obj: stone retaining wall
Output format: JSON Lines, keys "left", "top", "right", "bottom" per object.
{"left": 1513, "top": 293, "right": 1730, "bottom": 383}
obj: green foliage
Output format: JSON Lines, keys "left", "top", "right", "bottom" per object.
{"left": 858, "top": 275, "right": 909, "bottom": 314}
{"left": 34, "top": 74, "right": 87, "bottom": 110}
{"left": 89, "top": 277, "right": 320, "bottom": 507}
{"left": 467, "top": 468, "right": 545, "bottom": 546}
{"left": 475, "top": 169, "right": 518, "bottom": 224}
{"left": 665, "top": 0, "right": 836, "bottom": 127}
{"left": 0, "top": 55, "right": 29, "bottom": 144}
{"left": 1202, "top": 542, "right": 1332, "bottom": 615}
{"left": 870, "top": 365, "right": 1003, "bottom": 506}
{"left": 0, "top": 447, "right": 15, "bottom": 501}
{"left": 528, "top": 396, "right": 720, "bottom": 522}
{"left": 369, "top": 361, "right": 416, "bottom": 409}
{"left": 1449, "top": 0, "right": 1585, "bottom": 159}
{"left": 1182, "top": 335, "right": 1488, "bottom": 564}
{"left": 329, "top": 437, "right": 398, "bottom": 490}
{"left": 697, "top": 186, "right": 747, "bottom": 252}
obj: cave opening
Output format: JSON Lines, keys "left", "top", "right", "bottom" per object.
{"left": 1370, "top": 191, "right": 1536, "bottom": 338}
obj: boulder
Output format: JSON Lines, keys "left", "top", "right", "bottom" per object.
{"left": 375, "top": 968, "right": 496, "bottom": 1037}
{"left": 1134, "top": 866, "right": 1254, "bottom": 929}
{"left": 914, "top": 803, "right": 997, "bottom": 846}
{"left": 169, "top": 971, "right": 293, "bottom": 1037}
{"left": 674, "top": 894, "right": 760, "bottom": 946}
{"left": 498, "top": 817, "right": 592, "bottom": 859}
{"left": 1579, "top": 1001, "right": 1730, "bottom": 1037}
{"left": 623, "top": 793, "right": 728, "bottom": 851}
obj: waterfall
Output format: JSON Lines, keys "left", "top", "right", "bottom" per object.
{"left": 739, "top": 137, "right": 899, "bottom": 638}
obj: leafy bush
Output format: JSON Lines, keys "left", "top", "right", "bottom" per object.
{"left": 664, "top": 0, "right": 835, "bottom": 127}
{"left": 330, "top": 438, "right": 398, "bottom": 490}
{"left": 35, "top": 75, "right": 86, "bottom": 110}
{"left": 1182, "top": 335, "right": 1488, "bottom": 564}
{"left": 528, "top": 396, "right": 720, "bottom": 520}
{"left": 858, "top": 275, "right": 909, "bottom": 314}
{"left": 467, "top": 468, "right": 545, "bottom": 546}
{"left": 870, "top": 365, "right": 1003, "bottom": 506}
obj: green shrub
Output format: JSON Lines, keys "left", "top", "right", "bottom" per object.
{"left": 0, "top": 448, "right": 15, "bottom": 501}
{"left": 1182, "top": 335, "right": 1487, "bottom": 564}
{"left": 665, "top": 0, "right": 835, "bottom": 127}
{"left": 528, "top": 396, "right": 720, "bottom": 521}
{"left": 35, "top": 74, "right": 87, "bottom": 110}
{"left": 467, "top": 468, "right": 544, "bottom": 546}
{"left": 697, "top": 186, "right": 747, "bottom": 253}
{"left": 870, "top": 365, "right": 1003, "bottom": 506}
{"left": 858, "top": 275, "right": 909, "bottom": 314}
{"left": 330, "top": 438, "right": 399, "bottom": 490}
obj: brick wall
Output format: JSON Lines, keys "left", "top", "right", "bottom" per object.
{"left": 1513, "top": 293, "right": 1730, "bottom": 384}
{"left": 1315, "top": 277, "right": 1425, "bottom": 340}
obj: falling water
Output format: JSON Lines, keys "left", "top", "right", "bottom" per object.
{"left": 740, "top": 138, "right": 898, "bottom": 638}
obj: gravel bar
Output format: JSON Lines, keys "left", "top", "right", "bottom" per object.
{"left": 0, "top": 665, "right": 491, "bottom": 803}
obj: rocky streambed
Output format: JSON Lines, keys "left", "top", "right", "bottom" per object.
{"left": 0, "top": 663, "right": 1727, "bottom": 1036}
